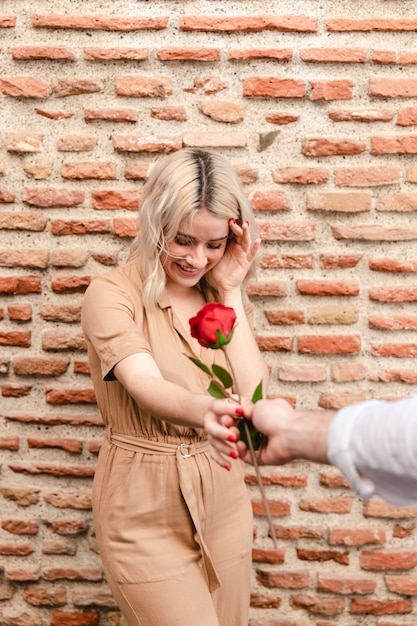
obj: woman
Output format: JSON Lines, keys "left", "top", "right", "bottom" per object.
{"left": 81, "top": 148, "right": 269, "bottom": 626}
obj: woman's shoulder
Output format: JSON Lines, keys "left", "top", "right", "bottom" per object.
{"left": 88, "top": 259, "right": 143, "bottom": 292}
{"left": 83, "top": 261, "right": 144, "bottom": 315}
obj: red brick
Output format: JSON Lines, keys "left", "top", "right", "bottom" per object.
{"left": 157, "top": 48, "right": 220, "bottom": 62}
{"left": 298, "top": 334, "right": 361, "bottom": 355}
{"left": 350, "top": 597, "right": 413, "bottom": 615}
{"left": 256, "top": 569, "right": 309, "bottom": 589}
{"left": 265, "top": 310, "right": 305, "bottom": 325}
{"left": 291, "top": 593, "right": 344, "bottom": 615}
{"left": 84, "top": 48, "right": 148, "bottom": 62}
{"left": 320, "top": 254, "right": 363, "bottom": 268}
{"left": 27, "top": 438, "right": 82, "bottom": 454}
{"left": 180, "top": 16, "right": 318, "bottom": 33}
{"left": 2, "top": 519, "right": 38, "bottom": 535}
{"left": 14, "top": 357, "right": 69, "bottom": 376}
{"left": 317, "top": 574, "right": 376, "bottom": 594}
{"left": 4, "top": 308, "right": 27, "bottom": 325}
{"left": 257, "top": 221, "right": 315, "bottom": 241}
{"left": 329, "top": 107, "right": 394, "bottom": 122}
{"left": 229, "top": 48, "right": 292, "bottom": 61}
{"left": 45, "top": 388, "right": 96, "bottom": 405}
{"left": 278, "top": 365, "right": 327, "bottom": 382}
{"left": 260, "top": 254, "right": 314, "bottom": 269}
{"left": 296, "top": 279, "right": 359, "bottom": 296}
{"left": 112, "top": 134, "right": 181, "bottom": 152}
{"left": 0, "top": 76, "right": 49, "bottom": 99}
{"left": 51, "top": 78, "right": 103, "bottom": 98}
{"left": 0, "top": 16, "right": 16, "bottom": 28}
{"left": 91, "top": 190, "right": 141, "bottom": 210}
{"left": 272, "top": 167, "right": 329, "bottom": 184}
{"left": 6, "top": 132, "right": 43, "bottom": 152}
{"left": 265, "top": 112, "right": 300, "bottom": 124}
{"left": 50, "top": 611, "right": 99, "bottom": 626}
{"left": 150, "top": 107, "right": 187, "bottom": 122}
{"left": 301, "top": 48, "right": 367, "bottom": 63}
{"left": 397, "top": 106, "right": 417, "bottom": 126}
{"left": 327, "top": 18, "right": 417, "bottom": 32}
{"left": 51, "top": 276, "right": 91, "bottom": 294}
{"left": 115, "top": 75, "right": 172, "bottom": 97}
{"left": 61, "top": 162, "right": 116, "bottom": 180}
{"left": 372, "top": 50, "right": 397, "bottom": 64}
{"left": 299, "top": 498, "right": 353, "bottom": 514}
{"left": 0, "top": 275, "right": 41, "bottom": 294}
{"left": 57, "top": 134, "right": 97, "bottom": 152}
{"left": 23, "top": 187, "right": 85, "bottom": 207}
{"left": 385, "top": 574, "right": 417, "bottom": 595}
{"left": 243, "top": 77, "right": 306, "bottom": 98}
{"left": 84, "top": 107, "right": 138, "bottom": 123}
{"left": 369, "top": 78, "right": 417, "bottom": 98}
{"left": 309, "top": 80, "right": 353, "bottom": 101}
{"left": 360, "top": 549, "right": 417, "bottom": 571}
{"left": 197, "top": 100, "right": 244, "bottom": 123}
{"left": 12, "top": 46, "right": 76, "bottom": 61}
{"left": 371, "top": 135, "right": 417, "bottom": 154}
{"left": 328, "top": 527, "right": 386, "bottom": 546}
{"left": 319, "top": 391, "right": 367, "bottom": 410}
{"left": 302, "top": 137, "right": 365, "bottom": 156}
{"left": 51, "top": 220, "right": 111, "bottom": 236}
{"left": 32, "top": 14, "right": 168, "bottom": 31}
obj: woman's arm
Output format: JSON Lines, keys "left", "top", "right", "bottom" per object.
{"left": 212, "top": 220, "right": 269, "bottom": 397}
{"left": 114, "top": 352, "right": 212, "bottom": 429}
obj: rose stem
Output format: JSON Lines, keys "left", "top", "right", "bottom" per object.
{"left": 242, "top": 420, "right": 278, "bottom": 549}
{"left": 224, "top": 352, "right": 278, "bottom": 549}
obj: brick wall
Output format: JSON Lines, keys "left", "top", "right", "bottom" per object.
{"left": 1, "top": 1, "right": 417, "bottom": 624}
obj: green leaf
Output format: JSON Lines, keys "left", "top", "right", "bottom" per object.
{"left": 238, "top": 419, "right": 264, "bottom": 451}
{"left": 208, "top": 380, "right": 229, "bottom": 399}
{"left": 186, "top": 355, "right": 212, "bottom": 377}
{"left": 212, "top": 364, "right": 233, "bottom": 389}
{"left": 251, "top": 381, "right": 263, "bottom": 404}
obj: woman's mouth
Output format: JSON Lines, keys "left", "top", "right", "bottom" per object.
{"left": 176, "top": 263, "right": 203, "bottom": 275}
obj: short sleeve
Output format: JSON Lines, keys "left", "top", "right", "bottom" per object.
{"left": 81, "top": 271, "right": 151, "bottom": 380}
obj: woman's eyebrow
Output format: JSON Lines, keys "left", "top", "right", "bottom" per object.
{"left": 177, "top": 231, "right": 229, "bottom": 243}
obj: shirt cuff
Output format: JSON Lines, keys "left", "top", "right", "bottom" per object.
{"left": 327, "top": 401, "right": 380, "bottom": 501}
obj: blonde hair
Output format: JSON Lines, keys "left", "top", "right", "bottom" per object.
{"left": 129, "top": 149, "right": 257, "bottom": 309}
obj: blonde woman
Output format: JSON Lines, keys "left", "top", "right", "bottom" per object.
{"left": 81, "top": 149, "right": 268, "bottom": 626}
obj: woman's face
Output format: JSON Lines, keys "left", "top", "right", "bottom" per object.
{"left": 161, "top": 209, "right": 230, "bottom": 290}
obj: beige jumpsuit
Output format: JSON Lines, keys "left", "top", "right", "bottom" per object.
{"left": 81, "top": 260, "right": 254, "bottom": 626}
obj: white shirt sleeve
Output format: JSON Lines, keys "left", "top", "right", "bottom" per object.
{"left": 327, "top": 396, "right": 417, "bottom": 506}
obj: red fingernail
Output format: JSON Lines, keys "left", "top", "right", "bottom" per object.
{"left": 227, "top": 434, "right": 236, "bottom": 443}
{"left": 230, "top": 450, "right": 239, "bottom": 459}
{"left": 235, "top": 407, "right": 244, "bottom": 416}
{"left": 224, "top": 464, "right": 231, "bottom": 471}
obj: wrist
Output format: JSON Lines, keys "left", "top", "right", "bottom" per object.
{"left": 287, "top": 410, "right": 335, "bottom": 464}
{"left": 218, "top": 287, "right": 243, "bottom": 307}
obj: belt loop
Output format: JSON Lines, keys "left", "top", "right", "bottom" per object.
{"left": 178, "top": 443, "right": 192, "bottom": 459}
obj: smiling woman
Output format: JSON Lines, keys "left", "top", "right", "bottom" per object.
{"left": 161, "top": 210, "right": 230, "bottom": 292}
{"left": 81, "top": 148, "right": 269, "bottom": 626}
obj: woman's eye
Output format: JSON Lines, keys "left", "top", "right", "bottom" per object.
{"left": 174, "top": 236, "right": 191, "bottom": 246}
{"left": 208, "top": 243, "right": 224, "bottom": 250}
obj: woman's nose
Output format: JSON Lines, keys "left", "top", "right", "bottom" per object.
{"left": 185, "top": 245, "right": 207, "bottom": 268}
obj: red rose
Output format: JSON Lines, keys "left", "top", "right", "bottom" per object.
{"left": 189, "top": 303, "right": 236, "bottom": 349}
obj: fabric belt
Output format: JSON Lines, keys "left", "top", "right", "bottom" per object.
{"left": 107, "top": 430, "right": 221, "bottom": 592}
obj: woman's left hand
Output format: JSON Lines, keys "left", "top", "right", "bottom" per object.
{"left": 204, "top": 398, "right": 245, "bottom": 470}
{"left": 211, "top": 220, "right": 260, "bottom": 294}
